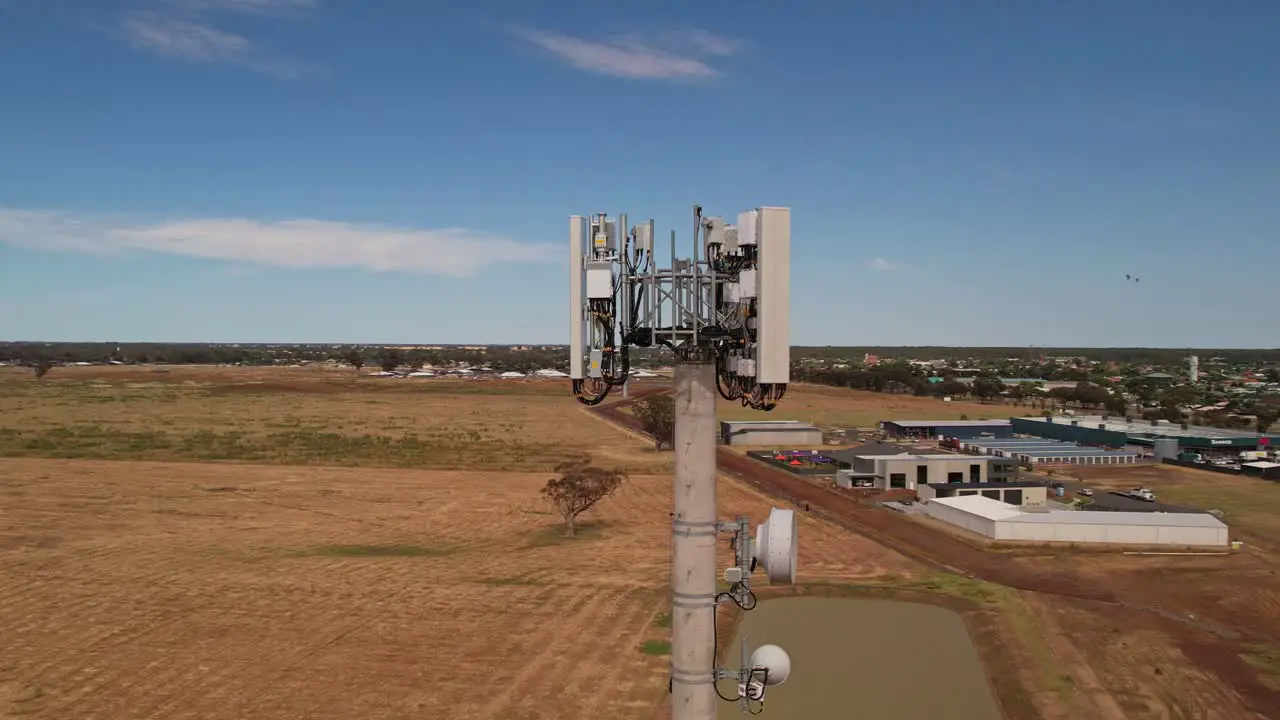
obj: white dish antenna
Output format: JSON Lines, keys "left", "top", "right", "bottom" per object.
{"left": 753, "top": 508, "right": 797, "bottom": 584}
{"left": 750, "top": 644, "right": 792, "bottom": 686}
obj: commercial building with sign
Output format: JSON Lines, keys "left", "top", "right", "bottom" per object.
{"left": 882, "top": 419, "right": 1014, "bottom": 440}
{"left": 838, "top": 454, "right": 1020, "bottom": 490}
{"left": 1010, "top": 415, "right": 1277, "bottom": 452}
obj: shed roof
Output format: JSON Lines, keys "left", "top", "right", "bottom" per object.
{"left": 929, "top": 481, "right": 1046, "bottom": 490}
{"left": 887, "top": 420, "right": 1012, "bottom": 428}
{"left": 1015, "top": 415, "right": 1270, "bottom": 441}
{"left": 1014, "top": 449, "right": 1139, "bottom": 457}
{"left": 827, "top": 443, "right": 912, "bottom": 464}
{"left": 931, "top": 495, "right": 1023, "bottom": 520}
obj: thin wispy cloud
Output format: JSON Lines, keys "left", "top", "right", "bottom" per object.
{"left": 122, "top": 13, "right": 249, "bottom": 62}
{"left": 170, "top": 0, "right": 317, "bottom": 14}
{"left": 513, "top": 27, "right": 743, "bottom": 80}
{"left": 0, "top": 208, "right": 556, "bottom": 278}
{"left": 870, "top": 257, "right": 902, "bottom": 272}
{"left": 117, "top": 0, "right": 312, "bottom": 77}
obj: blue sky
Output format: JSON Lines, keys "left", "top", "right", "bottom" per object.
{"left": 1, "top": 0, "right": 1276, "bottom": 347}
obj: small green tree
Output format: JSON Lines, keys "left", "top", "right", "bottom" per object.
{"left": 633, "top": 394, "right": 676, "bottom": 450}
{"left": 542, "top": 458, "right": 626, "bottom": 537}
{"left": 971, "top": 377, "right": 1004, "bottom": 404}
{"left": 1104, "top": 392, "right": 1128, "bottom": 416}
{"left": 1256, "top": 405, "right": 1280, "bottom": 434}
{"left": 344, "top": 349, "right": 364, "bottom": 371}
{"left": 33, "top": 358, "right": 53, "bottom": 380}
{"left": 378, "top": 348, "right": 402, "bottom": 373}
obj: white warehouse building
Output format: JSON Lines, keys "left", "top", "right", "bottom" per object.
{"left": 721, "top": 420, "right": 822, "bottom": 447}
{"left": 926, "top": 495, "right": 1229, "bottom": 548}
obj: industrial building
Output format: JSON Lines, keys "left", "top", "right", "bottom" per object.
{"left": 837, "top": 454, "right": 1020, "bottom": 490}
{"left": 882, "top": 419, "right": 1013, "bottom": 440}
{"left": 926, "top": 495, "right": 1229, "bottom": 547}
{"left": 721, "top": 420, "right": 822, "bottom": 447}
{"left": 1011, "top": 415, "right": 1278, "bottom": 452}
{"left": 917, "top": 481, "right": 1047, "bottom": 507}
{"left": 961, "top": 437, "right": 1140, "bottom": 466}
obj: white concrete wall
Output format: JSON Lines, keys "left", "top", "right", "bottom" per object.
{"left": 993, "top": 520, "right": 1227, "bottom": 547}
{"left": 927, "top": 504, "right": 1229, "bottom": 547}
{"left": 925, "top": 500, "right": 997, "bottom": 537}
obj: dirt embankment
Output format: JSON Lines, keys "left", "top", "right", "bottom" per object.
{"left": 592, "top": 400, "right": 1280, "bottom": 716}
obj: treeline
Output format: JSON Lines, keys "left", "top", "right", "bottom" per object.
{"left": 794, "top": 346, "right": 1280, "bottom": 365}
{"left": 795, "top": 364, "right": 1280, "bottom": 432}
{"left": 792, "top": 364, "right": 1106, "bottom": 398}
{"left": 0, "top": 342, "right": 574, "bottom": 373}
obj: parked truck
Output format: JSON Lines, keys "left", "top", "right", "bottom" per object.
{"left": 1121, "top": 487, "right": 1156, "bottom": 502}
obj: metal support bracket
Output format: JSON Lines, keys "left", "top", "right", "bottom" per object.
{"left": 673, "top": 518, "right": 719, "bottom": 538}
{"left": 670, "top": 590, "right": 718, "bottom": 609}
{"left": 670, "top": 667, "right": 717, "bottom": 686}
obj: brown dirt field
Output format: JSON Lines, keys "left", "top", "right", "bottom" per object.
{"left": 596, "top": 396, "right": 1280, "bottom": 718}
{"left": 0, "top": 453, "right": 908, "bottom": 720}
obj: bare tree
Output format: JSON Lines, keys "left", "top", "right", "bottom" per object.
{"left": 633, "top": 394, "right": 675, "bottom": 450}
{"left": 541, "top": 458, "right": 626, "bottom": 537}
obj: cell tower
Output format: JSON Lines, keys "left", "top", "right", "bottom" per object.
{"left": 1188, "top": 355, "right": 1200, "bottom": 383}
{"left": 569, "top": 206, "right": 798, "bottom": 718}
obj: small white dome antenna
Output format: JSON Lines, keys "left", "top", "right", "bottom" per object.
{"left": 719, "top": 638, "right": 792, "bottom": 712}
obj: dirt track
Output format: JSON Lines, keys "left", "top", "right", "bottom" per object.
{"left": 594, "top": 397, "right": 1280, "bottom": 717}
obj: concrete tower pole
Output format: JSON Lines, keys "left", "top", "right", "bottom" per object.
{"left": 670, "top": 359, "right": 720, "bottom": 720}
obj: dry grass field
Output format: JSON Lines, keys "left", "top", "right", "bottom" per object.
{"left": 715, "top": 382, "right": 1012, "bottom": 428}
{"left": 0, "top": 366, "right": 915, "bottom": 720}
{"left": 8, "top": 365, "right": 1275, "bottom": 718}
{"left": 0, "top": 365, "right": 665, "bottom": 474}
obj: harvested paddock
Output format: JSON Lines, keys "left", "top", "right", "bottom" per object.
{"left": 0, "top": 368, "right": 666, "bottom": 474}
{"left": 714, "top": 383, "right": 1011, "bottom": 429}
{"left": 0, "top": 458, "right": 908, "bottom": 720}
